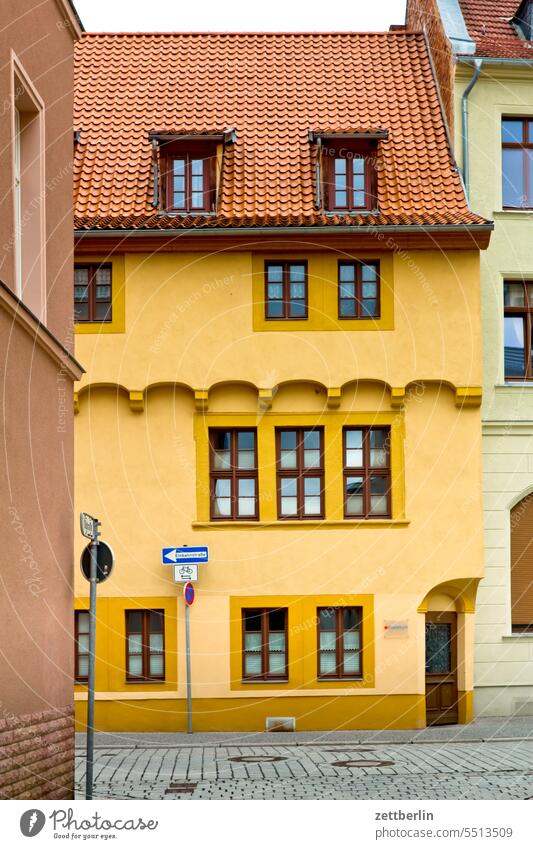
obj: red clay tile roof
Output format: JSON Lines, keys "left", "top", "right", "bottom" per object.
{"left": 73, "top": 32, "right": 486, "bottom": 230}
{"left": 458, "top": 0, "right": 533, "bottom": 58}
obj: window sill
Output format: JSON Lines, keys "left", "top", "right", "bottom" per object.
{"left": 157, "top": 210, "right": 217, "bottom": 217}
{"left": 502, "top": 634, "right": 533, "bottom": 641}
{"left": 318, "top": 678, "right": 363, "bottom": 683}
{"left": 493, "top": 209, "right": 533, "bottom": 216}
{"left": 193, "top": 519, "right": 409, "bottom": 529}
{"left": 495, "top": 383, "right": 533, "bottom": 389}
{"left": 323, "top": 209, "right": 380, "bottom": 216}
{"left": 125, "top": 679, "right": 166, "bottom": 684}
{"left": 241, "top": 679, "right": 289, "bottom": 684}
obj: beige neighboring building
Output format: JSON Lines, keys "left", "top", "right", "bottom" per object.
{"left": 408, "top": 0, "right": 533, "bottom": 717}
{"left": 0, "top": 0, "right": 83, "bottom": 798}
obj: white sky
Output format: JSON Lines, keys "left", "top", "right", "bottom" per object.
{"left": 73, "top": 0, "right": 407, "bottom": 33}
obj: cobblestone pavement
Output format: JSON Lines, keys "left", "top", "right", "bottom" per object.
{"left": 75, "top": 737, "right": 533, "bottom": 800}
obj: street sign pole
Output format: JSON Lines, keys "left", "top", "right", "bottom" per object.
{"left": 183, "top": 582, "right": 195, "bottom": 734}
{"left": 185, "top": 601, "right": 193, "bottom": 734}
{"left": 84, "top": 517, "right": 100, "bottom": 800}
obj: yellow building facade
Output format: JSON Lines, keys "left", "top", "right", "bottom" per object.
{"left": 72, "top": 31, "right": 491, "bottom": 732}
{"left": 73, "top": 245, "right": 486, "bottom": 732}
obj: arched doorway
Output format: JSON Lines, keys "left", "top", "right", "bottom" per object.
{"left": 419, "top": 580, "right": 480, "bottom": 727}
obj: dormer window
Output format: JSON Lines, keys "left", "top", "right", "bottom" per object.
{"left": 514, "top": 0, "right": 533, "bottom": 40}
{"left": 309, "top": 131, "right": 386, "bottom": 213}
{"left": 149, "top": 130, "right": 236, "bottom": 214}
{"left": 327, "top": 143, "right": 374, "bottom": 210}
{"left": 163, "top": 142, "right": 216, "bottom": 212}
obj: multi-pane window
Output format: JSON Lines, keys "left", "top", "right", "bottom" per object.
{"left": 126, "top": 610, "right": 165, "bottom": 681}
{"left": 504, "top": 281, "right": 533, "bottom": 380}
{"left": 168, "top": 153, "right": 210, "bottom": 212}
{"left": 209, "top": 429, "right": 258, "bottom": 520}
{"left": 325, "top": 144, "right": 376, "bottom": 211}
{"left": 338, "top": 261, "right": 380, "bottom": 318}
{"left": 343, "top": 427, "right": 391, "bottom": 518}
{"left": 75, "top": 610, "right": 90, "bottom": 682}
{"left": 242, "top": 608, "right": 288, "bottom": 680}
{"left": 74, "top": 265, "right": 112, "bottom": 323}
{"left": 318, "top": 607, "right": 362, "bottom": 679}
{"left": 276, "top": 428, "right": 324, "bottom": 519}
{"left": 265, "top": 262, "right": 307, "bottom": 319}
{"left": 502, "top": 118, "right": 533, "bottom": 209}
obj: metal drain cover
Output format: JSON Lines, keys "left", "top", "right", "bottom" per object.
{"left": 165, "top": 782, "right": 197, "bottom": 795}
{"left": 229, "top": 755, "right": 287, "bottom": 763}
{"left": 332, "top": 759, "right": 394, "bottom": 768}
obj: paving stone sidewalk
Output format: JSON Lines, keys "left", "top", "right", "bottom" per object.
{"left": 74, "top": 719, "right": 533, "bottom": 800}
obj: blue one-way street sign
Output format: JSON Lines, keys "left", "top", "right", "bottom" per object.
{"left": 162, "top": 546, "right": 209, "bottom": 565}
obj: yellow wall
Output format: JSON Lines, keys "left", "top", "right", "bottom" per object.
{"left": 74, "top": 249, "right": 482, "bottom": 392}
{"left": 74, "top": 245, "right": 484, "bottom": 730}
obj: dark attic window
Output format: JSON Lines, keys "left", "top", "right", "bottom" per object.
{"left": 514, "top": 0, "right": 533, "bottom": 40}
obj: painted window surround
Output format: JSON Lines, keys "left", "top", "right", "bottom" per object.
{"left": 487, "top": 103, "right": 533, "bottom": 215}
{"left": 229, "top": 594, "right": 375, "bottom": 691}
{"left": 11, "top": 51, "right": 46, "bottom": 322}
{"left": 498, "top": 273, "right": 533, "bottom": 385}
{"left": 251, "top": 252, "right": 394, "bottom": 332}
{"left": 74, "top": 254, "right": 126, "bottom": 334}
{"left": 194, "top": 411, "right": 406, "bottom": 528}
{"left": 73, "top": 596, "right": 177, "bottom": 692}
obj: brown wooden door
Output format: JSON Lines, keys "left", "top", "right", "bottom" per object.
{"left": 425, "top": 612, "right": 458, "bottom": 726}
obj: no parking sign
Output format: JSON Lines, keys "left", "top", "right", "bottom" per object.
{"left": 184, "top": 582, "right": 195, "bottom": 606}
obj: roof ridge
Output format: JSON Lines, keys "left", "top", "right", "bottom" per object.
{"left": 79, "top": 30, "right": 423, "bottom": 37}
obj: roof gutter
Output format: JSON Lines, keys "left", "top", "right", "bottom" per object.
{"left": 75, "top": 224, "right": 493, "bottom": 238}
{"left": 461, "top": 57, "right": 483, "bottom": 199}
{"left": 457, "top": 56, "right": 533, "bottom": 67}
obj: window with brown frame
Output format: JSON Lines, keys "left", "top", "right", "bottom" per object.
{"left": 74, "top": 264, "right": 112, "bottom": 323}
{"left": 276, "top": 427, "right": 324, "bottom": 519}
{"left": 317, "top": 606, "right": 362, "bottom": 679}
{"left": 323, "top": 142, "right": 377, "bottom": 211}
{"left": 264, "top": 261, "right": 308, "bottom": 320}
{"left": 338, "top": 261, "right": 380, "bottom": 319}
{"left": 209, "top": 429, "right": 258, "bottom": 520}
{"left": 161, "top": 142, "right": 216, "bottom": 212}
{"left": 343, "top": 427, "right": 391, "bottom": 519}
{"left": 125, "top": 610, "right": 165, "bottom": 681}
{"left": 242, "top": 608, "right": 288, "bottom": 680}
{"left": 74, "top": 610, "right": 89, "bottom": 683}
{"left": 504, "top": 280, "right": 533, "bottom": 380}
{"left": 502, "top": 118, "right": 533, "bottom": 209}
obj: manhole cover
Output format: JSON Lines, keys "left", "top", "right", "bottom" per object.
{"left": 332, "top": 759, "right": 395, "bottom": 768}
{"left": 165, "top": 782, "right": 197, "bottom": 795}
{"left": 229, "top": 755, "right": 287, "bottom": 763}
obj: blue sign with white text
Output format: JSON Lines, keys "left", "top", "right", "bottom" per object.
{"left": 162, "top": 546, "right": 209, "bottom": 565}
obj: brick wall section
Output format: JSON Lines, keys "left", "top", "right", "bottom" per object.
{"left": 0, "top": 707, "right": 74, "bottom": 799}
{"left": 406, "top": 0, "right": 455, "bottom": 137}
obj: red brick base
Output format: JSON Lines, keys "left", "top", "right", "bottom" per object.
{"left": 0, "top": 706, "right": 74, "bottom": 799}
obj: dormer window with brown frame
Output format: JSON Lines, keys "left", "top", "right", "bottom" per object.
{"left": 327, "top": 143, "right": 374, "bottom": 211}
{"left": 309, "top": 131, "right": 385, "bottom": 213}
{"left": 163, "top": 143, "right": 216, "bottom": 212}
{"left": 150, "top": 130, "right": 236, "bottom": 215}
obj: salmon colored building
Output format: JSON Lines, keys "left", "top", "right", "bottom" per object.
{"left": 0, "top": 0, "right": 83, "bottom": 798}
{"left": 73, "top": 31, "right": 492, "bottom": 732}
